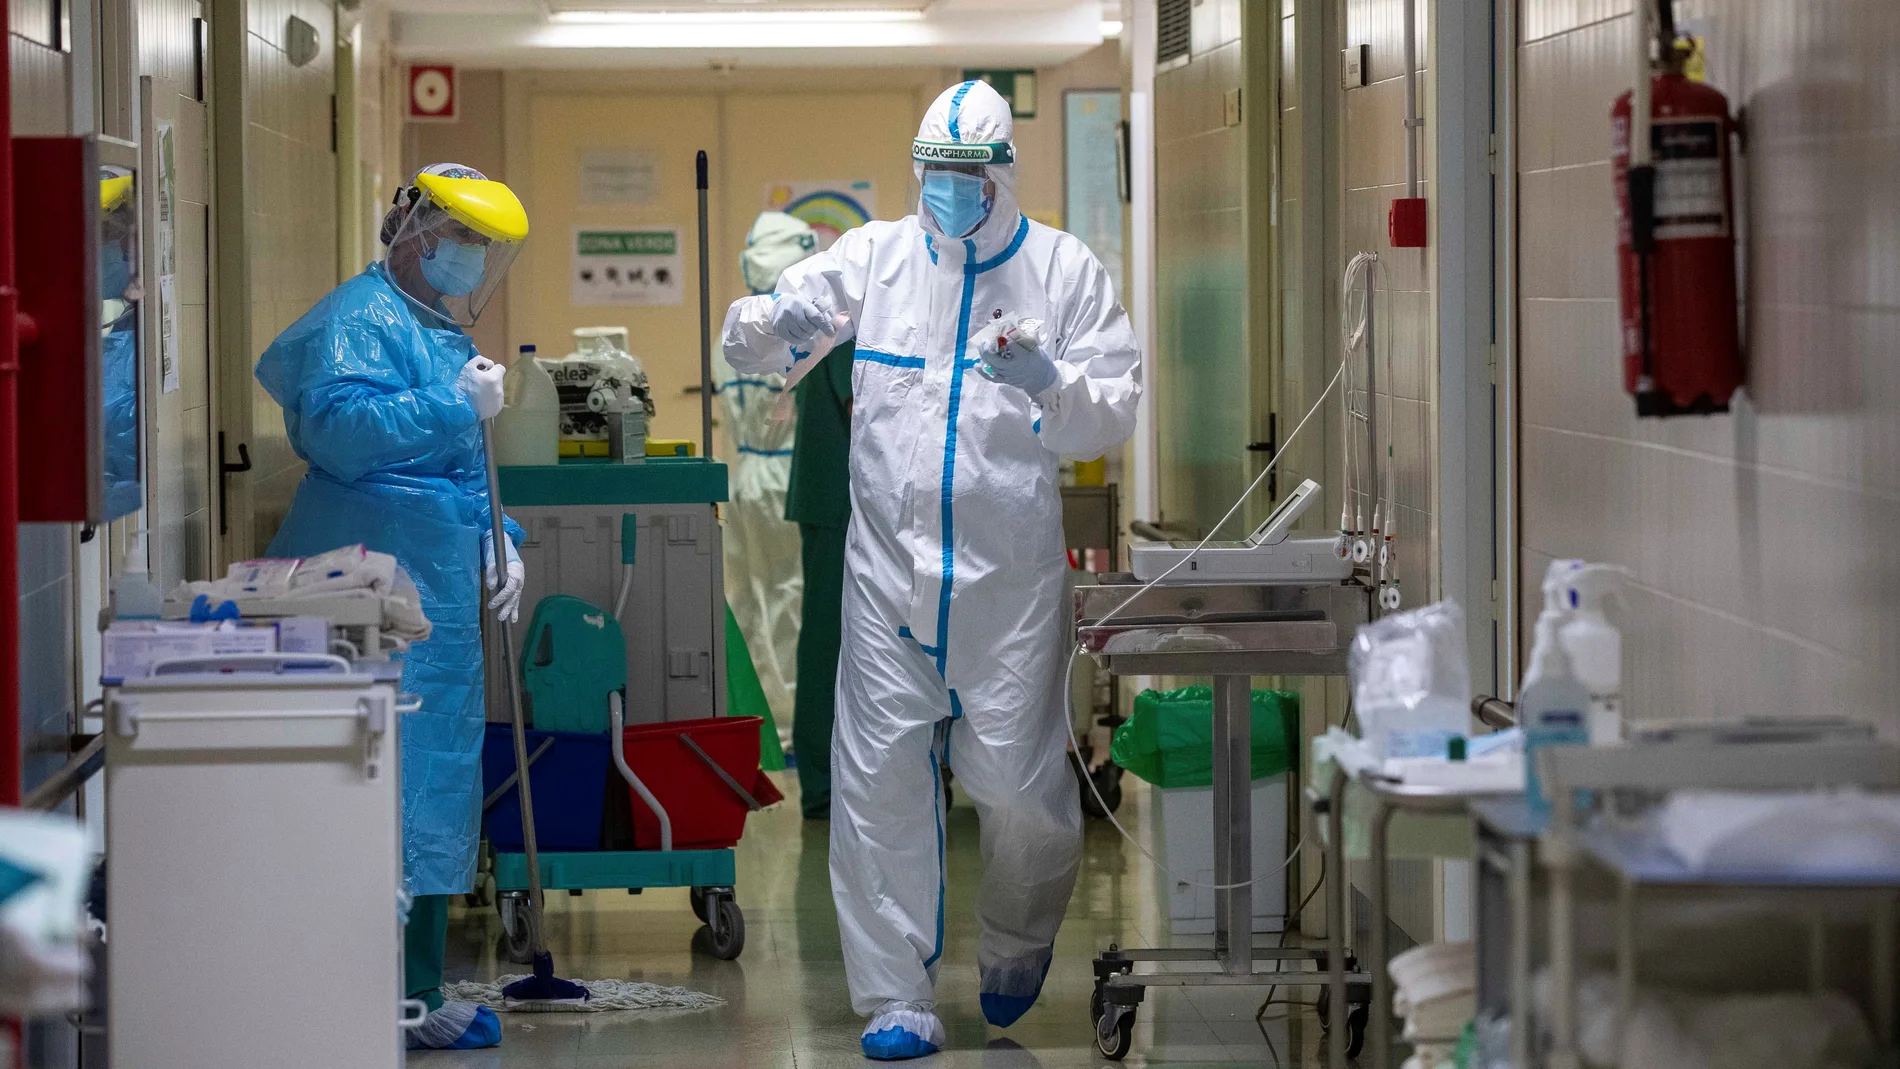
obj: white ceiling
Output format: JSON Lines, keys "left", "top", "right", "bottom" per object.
{"left": 389, "top": 0, "right": 1108, "bottom": 69}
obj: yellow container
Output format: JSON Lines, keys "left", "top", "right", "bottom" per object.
{"left": 646, "top": 438, "right": 695, "bottom": 457}
{"left": 1073, "top": 457, "right": 1107, "bottom": 487}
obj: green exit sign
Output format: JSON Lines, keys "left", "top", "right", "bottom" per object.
{"left": 962, "top": 69, "right": 1038, "bottom": 119}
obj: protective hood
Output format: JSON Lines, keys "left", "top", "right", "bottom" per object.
{"left": 741, "top": 211, "right": 819, "bottom": 295}
{"left": 913, "top": 80, "right": 1021, "bottom": 255}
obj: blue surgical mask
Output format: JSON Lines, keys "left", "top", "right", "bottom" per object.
{"left": 420, "top": 238, "right": 488, "bottom": 298}
{"left": 100, "top": 244, "right": 131, "bottom": 300}
{"left": 921, "top": 170, "right": 993, "bottom": 239}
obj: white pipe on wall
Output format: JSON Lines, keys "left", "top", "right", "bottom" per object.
{"left": 1127, "top": 0, "right": 1158, "bottom": 526}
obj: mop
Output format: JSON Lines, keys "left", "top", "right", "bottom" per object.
{"left": 481, "top": 417, "right": 591, "bottom": 1010}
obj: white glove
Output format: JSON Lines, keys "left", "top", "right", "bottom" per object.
{"left": 457, "top": 356, "right": 506, "bottom": 421}
{"left": 974, "top": 316, "right": 1058, "bottom": 397}
{"left": 768, "top": 294, "right": 833, "bottom": 346}
{"left": 481, "top": 530, "right": 524, "bottom": 624}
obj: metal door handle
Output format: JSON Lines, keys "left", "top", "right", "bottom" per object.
{"left": 218, "top": 431, "right": 252, "bottom": 536}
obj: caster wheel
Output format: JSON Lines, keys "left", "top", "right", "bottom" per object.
{"left": 1095, "top": 1004, "right": 1136, "bottom": 1060}
{"left": 496, "top": 891, "right": 534, "bottom": 965}
{"left": 701, "top": 894, "right": 745, "bottom": 960}
{"left": 465, "top": 870, "right": 495, "bottom": 910}
{"left": 689, "top": 886, "right": 710, "bottom": 924}
{"left": 1345, "top": 1002, "right": 1369, "bottom": 1059}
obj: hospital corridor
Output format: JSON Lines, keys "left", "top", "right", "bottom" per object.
{"left": 3, "top": 0, "right": 1899, "bottom": 1066}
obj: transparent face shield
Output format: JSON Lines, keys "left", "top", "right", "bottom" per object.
{"left": 384, "top": 191, "right": 523, "bottom": 328}
{"left": 912, "top": 140, "right": 1014, "bottom": 240}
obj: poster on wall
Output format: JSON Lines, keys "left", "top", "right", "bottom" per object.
{"left": 764, "top": 181, "right": 874, "bottom": 249}
{"left": 155, "top": 121, "right": 181, "bottom": 394}
{"left": 572, "top": 227, "right": 684, "bottom": 306}
{"left": 579, "top": 151, "right": 657, "bottom": 205}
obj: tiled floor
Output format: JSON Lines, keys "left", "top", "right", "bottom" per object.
{"left": 415, "top": 773, "right": 1329, "bottom": 1068}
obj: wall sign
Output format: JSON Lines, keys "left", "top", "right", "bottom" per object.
{"left": 408, "top": 65, "right": 456, "bottom": 122}
{"left": 961, "top": 69, "right": 1038, "bottom": 119}
{"left": 572, "top": 228, "right": 684, "bottom": 306}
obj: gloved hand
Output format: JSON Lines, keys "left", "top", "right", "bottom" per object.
{"left": 481, "top": 529, "right": 524, "bottom": 624}
{"left": 457, "top": 356, "right": 506, "bottom": 421}
{"left": 767, "top": 294, "right": 833, "bottom": 346}
{"left": 975, "top": 317, "right": 1058, "bottom": 397}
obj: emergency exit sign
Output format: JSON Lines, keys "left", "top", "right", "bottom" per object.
{"left": 962, "top": 69, "right": 1038, "bottom": 119}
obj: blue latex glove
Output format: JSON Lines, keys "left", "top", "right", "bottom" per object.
{"left": 480, "top": 529, "right": 524, "bottom": 623}
{"left": 976, "top": 317, "right": 1058, "bottom": 397}
{"left": 768, "top": 294, "right": 832, "bottom": 346}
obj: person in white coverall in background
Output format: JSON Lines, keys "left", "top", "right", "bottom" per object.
{"left": 717, "top": 211, "right": 821, "bottom": 742}
{"left": 722, "top": 80, "right": 1142, "bottom": 1060}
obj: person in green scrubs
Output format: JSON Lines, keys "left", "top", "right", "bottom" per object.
{"left": 785, "top": 322, "right": 853, "bottom": 819}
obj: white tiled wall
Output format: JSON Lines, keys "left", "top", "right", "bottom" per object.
{"left": 241, "top": 0, "right": 337, "bottom": 548}
{"left": 1516, "top": 0, "right": 1900, "bottom": 730}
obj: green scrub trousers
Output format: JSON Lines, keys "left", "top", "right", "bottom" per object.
{"left": 405, "top": 893, "right": 450, "bottom": 1011}
{"left": 785, "top": 341, "right": 853, "bottom": 819}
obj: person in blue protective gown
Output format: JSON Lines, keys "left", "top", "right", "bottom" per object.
{"left": 99, "top": 169, "right": 142, "bottom": 520}
{"left": 254, "top": 162, "right": 531, "bottom": 1051}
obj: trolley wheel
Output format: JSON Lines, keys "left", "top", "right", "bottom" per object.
{"left": 465, "top": 869, "right": 495, "bottom": 910}
{"left": 1315, "top": 987, "right": 1371, "bottom": 1060}
{"left": 1094, "top": 1003, "right": 1136, "bottom": 1060}
{"left": 701, "top": 894, "right": 745, "bottom": 960}
{"left": 689, "top": 886, "right": 711, "bottom": 924}
{"left": 495, "top": 891, "right": 534, "bottom": 965}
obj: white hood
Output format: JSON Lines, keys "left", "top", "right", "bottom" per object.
{"left": 913, "top": 80, "right": 1022, "bottom": 259}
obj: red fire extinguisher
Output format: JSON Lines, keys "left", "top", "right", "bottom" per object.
{"left": 1612, "top": 71, "right": 1743, "bottom": 416}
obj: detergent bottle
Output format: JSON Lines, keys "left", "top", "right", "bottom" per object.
{"left": 1557, "top": 564, "right": 1630, "bottom": 746}
{"left": 495, "top": 343, "right": 560, "bottom": 466}
{"left": 1520, "top": 561, "right": 1591, "bottom": 820}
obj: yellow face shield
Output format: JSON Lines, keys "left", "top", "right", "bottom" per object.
{"left": 385, "top": 174, "right": 529, "bottom": 327}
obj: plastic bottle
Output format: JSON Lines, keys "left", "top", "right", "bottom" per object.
{"left": 1557, "top": 564, "right": 1629, "bottom": 746}
{"left": 1520, "top": 560, "right": 1590, "bottom": 820}
{"left": 111, "top": 530, "right": 162, "bottom": 620}
{"left": 495, "top": 343, "right": 560, "bottom": 466}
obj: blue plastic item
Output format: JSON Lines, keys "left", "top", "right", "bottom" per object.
{"left": 481, "top": 724, "right": 611, "bottom": 852}
{"left": 520, "top": 595, "right": 626, "bottom": 734}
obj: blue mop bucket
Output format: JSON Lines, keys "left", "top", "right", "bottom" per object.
{"left": 480, "top": 724, "right": 612, "bottom": 852}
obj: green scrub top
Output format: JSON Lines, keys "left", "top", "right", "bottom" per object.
{"left": 785, "top": 341, "right": 854, "bottom": 528}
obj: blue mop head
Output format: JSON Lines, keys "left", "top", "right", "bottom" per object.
{"left": 500, "top": 952, "right": 591, "bottom": 1008}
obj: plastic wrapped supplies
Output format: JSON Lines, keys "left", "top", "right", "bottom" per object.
{"left": 1654, "top": 789, "right": 1900, "bottom": 877}
{"left": 541, "top": 327, "right": 655, "bottom": 459}
{"left": 1533, "top": 970, "right": 1874, "bottom": 1069}
{"left": 1350, "top": 600, "right": 1473, "bottom": 760}
{"left": 0, "top": 810, "right": 90, "bottom": 1015}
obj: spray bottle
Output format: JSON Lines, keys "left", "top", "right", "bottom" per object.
{"left": 1556, "top": 564, "right": 1629, "bottom": 746}
{"left": 1520, "top": 561, "right": 1592, "bottom": 820}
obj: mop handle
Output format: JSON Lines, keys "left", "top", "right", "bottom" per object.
{"left": 695, "top": 150, "right": 713, "bottom": 460}
{"left": 481, "top": 419, "right": 546, "bottom": 946}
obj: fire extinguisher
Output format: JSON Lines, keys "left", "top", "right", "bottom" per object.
{"left": 1611, "top": 13, "right": 1743, "bottom": 417}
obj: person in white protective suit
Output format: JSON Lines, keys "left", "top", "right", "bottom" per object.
{"left": 721, "top": 80, "right": 1142, "bottom": 1060}
{"left": 718, "top": 211, "right": 821, "bottom": 738}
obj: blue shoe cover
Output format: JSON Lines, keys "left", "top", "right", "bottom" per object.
{"left": 979, "top": 951, "right": 1052, "bottom": 1028}
{"left": 861, "top": 1002, "right": 944, "bottom": 1060}
{"left": 862, "top": 1026, "right": 940, "bottom": 1060}
{"left": 406, "top": 1000, "right": 502, "bottom": 1050}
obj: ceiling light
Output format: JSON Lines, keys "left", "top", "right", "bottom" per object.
{"left": 550, "top": 8, "right": 926, "bottom": 23}
{"left": 1099, "top": 18, "right": 1122, "bottom": 36}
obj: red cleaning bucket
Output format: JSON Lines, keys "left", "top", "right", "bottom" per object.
{"left": 621, "top": 716, "right": 784, "bottom": 849}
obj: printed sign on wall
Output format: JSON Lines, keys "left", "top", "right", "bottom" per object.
{"left": 572, "top": 227, "right": 684, "bottom": 306}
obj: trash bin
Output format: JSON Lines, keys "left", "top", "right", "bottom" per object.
{"left": 1110, "top": 686, "right": 1300, "bottom": 789}
{"left": 1114, "top": 686, "right": 1301, "bottom": 935}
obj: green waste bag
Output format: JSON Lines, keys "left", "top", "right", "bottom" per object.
{"left": 1111, "top": 686, "right": 1300, "bottom": 789}
{"left": 725, "top": 605, "right": 787, "bottom": 771}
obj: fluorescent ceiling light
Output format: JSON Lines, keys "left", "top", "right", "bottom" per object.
{"left": 551, "top": 8, "right": 926, "bottom": 22}
{"left": 1099, "top": 18, "right": 1122, "bottom": 36}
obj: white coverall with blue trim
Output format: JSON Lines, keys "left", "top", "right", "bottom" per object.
{"left": 722, "top": 81, "right": 1143, "bottom": 1023}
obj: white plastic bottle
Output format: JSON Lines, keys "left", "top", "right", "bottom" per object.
{"left": 495, "top": 343, "right": 560, "bottom": 466}
{"left": 1557, "top": 564, "right": 1629, "bottom": 746}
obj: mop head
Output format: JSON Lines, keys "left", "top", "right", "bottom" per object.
{"left": 445, "top": 958, "right": 724, "bottom": 1015}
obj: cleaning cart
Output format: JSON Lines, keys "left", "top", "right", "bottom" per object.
{"left": 478, "top": 592, "right": 781, "bottom": 963}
